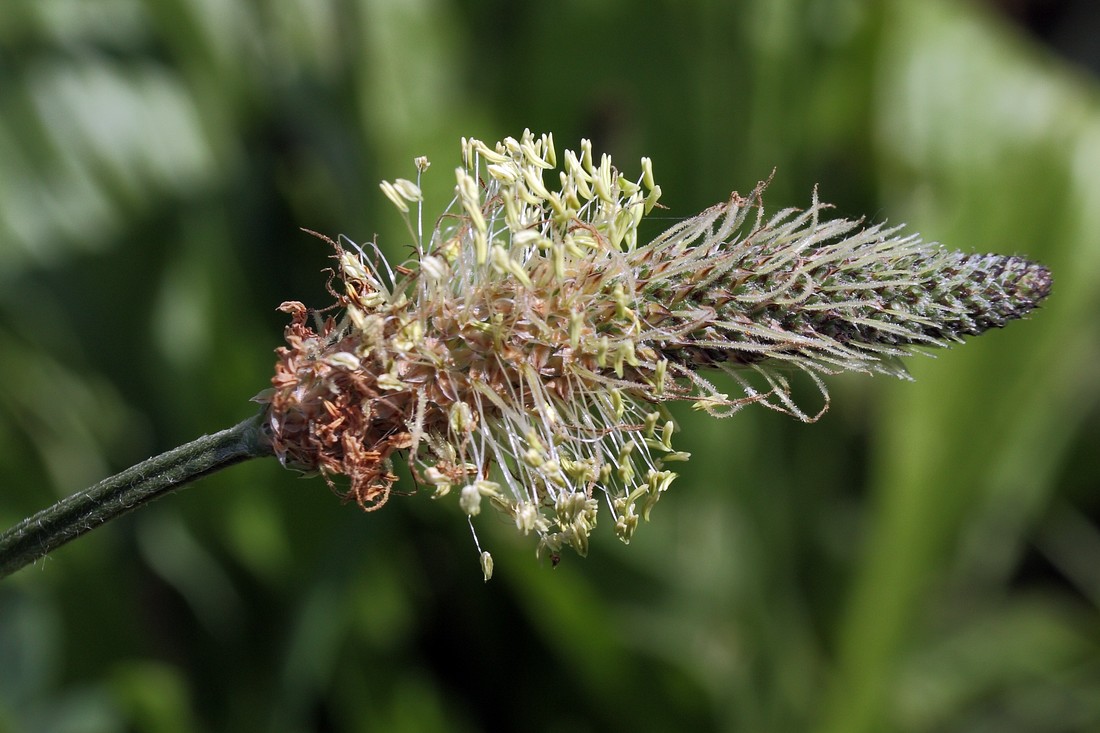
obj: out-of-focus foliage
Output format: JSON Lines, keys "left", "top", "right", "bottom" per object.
{"left": 1, "top": 0, "right": 1098, "bottom": 731}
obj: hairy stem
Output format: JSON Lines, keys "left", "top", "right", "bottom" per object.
{"left": 0, "top": 412, "right": 272, "bottom": 579}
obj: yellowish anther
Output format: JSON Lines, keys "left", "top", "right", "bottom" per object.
{"left": 624, "top": 228, "right": 638, "bottom": 254}
{"left": 644, "top": 184, "right": 663, "bottom": 215}
{"left": 611, "top": 207, "right": 635, "bottom": 250}
{"left": 660, "top": 451, "right": 691, "bottom": 462}
{"left": 423, "top": 467, "right": 452, "bottom": 498}
{"left": 475, "top": 479, "right": 502, "bottom": 498}
{"left": 449, "top": 401, "right": 475, "bottom": 433}
{"left": 460, "top": 485, "right": 481, "bottom": 516}
{"left": 339, "top": 252, "right": 370, "bottom": 282}
{"left": 628, "top": 193, "right": 645, "bottom": 228}
{"left": 379, "top": 180, "right": 409, "bottom": 213}
{"left": 606, "top": 216, "right": 624, "bottom": 251}
{"left": 644, "top": 411, "right": 661, "bottom": 437}
{"left": 473, "top": 230, "right": 489, "bottom": 266}
{"left": 455, "top": 168, "right": 486, "bottom": 233}
{"left": 516, "top": 180, "right": 543, "bottom": 207}
{"left": 521, "top": 138, "right": 553, "bottom": 169}
{"left": 636, "top": 470, "right": 677, "bottom": 521}
{"left": 622, "top": 341, "right": 639, "bottom": 367}
{"left": 641, "top": 156, "right": 655, "bottom": 190}
{"left": 616, "top": 442, "right": 636, "bottom": 485}
{"left": 617, "top": 175, "right": 641, "bottom": 196}
{"left": 558, "top": 457, "right": 576, "bottom": 480}
{"left": 511, "top": 230, "right": 541, "bottom": 250}
{"left": 595, "top": 336, "right": 610, "bottom": 368}
{"left": 439, "top": 237, "right": 460, "bottom": 263}
{"left": 514, "top": 501, "right": 545, "bottom": 534}
{"left": 393, "top": 178, "right": 422, "bottom": 201}
{"left": 564, "top": 150, "right": 582, "bottom": 178}
{"left": 561, "top": 177, "right": 583, "bottom": 211}
{"left": 555, "top": 492, "right": 598, "bottom": 529}
{"left": 692, "top": 393, "right": 729, "bottom": 411}
{"left": 525, "top": 430, "right": 546, "bottom": 454}
{"left": 542, "top": 401, "right": 559, "bottom": 426}
{"left": 575, "top": 173, "right": 593, "bottom": 201}
{"left": 480, "top": 551, "right": 494, "bottom": 582}
{"left": 542, "top": 132, "right": 556, "bottom": 167}
{"left": 352, "top": 285, "right": 386, "bottom": 310}
{"left": 609, "top": 388, "right": 625, "bottom": 419}
{"left": 346, "top": 304, "right": 368, "bottom": 332}
{"left": 490, "top": 245, "right": 533, "bottom": 288}
{"left": 652, "top": 359, "right": 668, "bottom": 395}
{"left": 394, "top": 319, "right": 424, "bottom": 351}
{"left": 552, "top": 243, "right": 566, "bottom": 281}
{"left": 562, "top": 457, "right": 598, "bottom": 484}
{"left": 460, "top": 136, "right": 472, "bottom": 167}
{"left": 376, "top": 372, "right": 405, "bottom": 391}
{"left": 569, "top": 309, "right": 584, "bottom": 349}
{"left": 487, "top": 163, "right": 518, "bottom": 183}
{"left": 324, "top": 352, "right": 360, "bottom": 370}
{"left": 546, "top": 192, "right": 568, "bottom": 221}
{"left": 484, "top": 312, "right": 504, "bottom": 351}
{"left": 541, "top": 459, "right": 566, "bottom": 487}
{"left": 501, "top": 136, "right": 521, "bottom": 159}
{"left": 613, "top": 500, "right": 639, "bottom": 543}
{"left": 594, "top": 154, "right": 614, "bottom": 203}
{"left": 649, "top": 470, "right": 677, "bottom": 495}
{"left": 661, "top": 420, "right": 675, "bottom": 451}
{"left": 523, "top": 447, "right": 544, "bottom": 468}
{"left": 625, "top": 485, "right": 649, "bottom": 506}
{"left": 562, "top": 233, "right": 586, "bottom": 257}
{"left": 508, "top": 260, "right": 534, "bottom": 288}
{"left": 350, "top": 312, "right": 384, "bottom": 349}
{"left": 566, "top": 525, "right": 591, "bottom": 557}
{"left": 474, "top": 140, "right": 509, "bottom": 164}
{"left": 612, "top": 283, "right": 632, "bottom": 319}
{"left": 420, "top": 255, "right": 448, "bottom": 281}
{"left": 564, "top": 150, "right": 593, "bottom": 200}
{"left": 502, "top": 192, "right": 522, "bottom": 230}
{"left": 580, "top": 139, "right": 594, "bottom": 173}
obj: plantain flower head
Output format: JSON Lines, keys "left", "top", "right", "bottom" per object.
{"left": 258, "top": 131, "right": 1051, "bottom": 579}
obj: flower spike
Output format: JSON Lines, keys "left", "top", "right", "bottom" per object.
{"left": 259, "top": 131, "right": 1051, "bottom": 575}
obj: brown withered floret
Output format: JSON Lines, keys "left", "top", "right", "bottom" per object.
{"left": 266, "top": 301, "right": 410, "bottom": 511}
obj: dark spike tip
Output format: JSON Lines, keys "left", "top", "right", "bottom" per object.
{"left": 1011, "top": 258, "right": 1053, "bottom": 308}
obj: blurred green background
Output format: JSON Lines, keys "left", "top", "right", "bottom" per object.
{"left": 2, "top": 0, "right": 1099, "bottom": 731}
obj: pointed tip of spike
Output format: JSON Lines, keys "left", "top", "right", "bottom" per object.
{"left": 1017, "top": 259, "right": 1053, "bottom": 307}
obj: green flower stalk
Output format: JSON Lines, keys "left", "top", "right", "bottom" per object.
{"left": 0, "top": 131, "right": 1050, "bottom": 580}
{"left": 257, "top": 131, "right": 1051, "bottom": 580}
